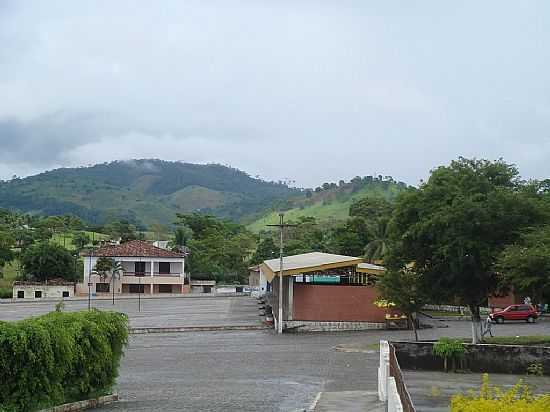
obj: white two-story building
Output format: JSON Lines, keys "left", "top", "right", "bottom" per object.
{"left": 80, "top": 240, "right": 188, "bottom": 296}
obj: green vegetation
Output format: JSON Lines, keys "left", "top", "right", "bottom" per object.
{"left": 177, "top": 213, "right": 255, "bottom": 283}
{"left": 378, "top": 267, "right": 427, "bottom": 341}
{"left": 0, "top": 310, "right": 128, "bottom": 412}
{"left": 387, "top": 158, "right": 549, "bottom": 343}
{"left": 21, "top": 242, "right": 79, "bottom": 282}
{"left": 247, "top": 177, "right": 406, "bottom": 232}
{"left": 497, "top": 225, "right": 550, "bottom": 303}
{"left": 0, "top": 159, "right": 298, "bottom": 227}
{"left": 481, "top": 336, "right": 550, "bottom": 346}
{"left": 433, "top": 337, "right": 466, "bottom": 372}
{"left": 451, "top": 374, "right": 550, "bottom": 411}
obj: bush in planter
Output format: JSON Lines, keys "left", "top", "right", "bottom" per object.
{"left": 451, "top": 373, "right": 550, "bottom": 411}
{"left": 0, "top": 310, "right": 128, "bottom": 412}
{"left": 433, "top": 337, "right": 466, "bottom": 372}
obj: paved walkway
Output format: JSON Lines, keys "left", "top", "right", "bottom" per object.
{"left": 314, "top": 391, "right": 384, "bottom": 412}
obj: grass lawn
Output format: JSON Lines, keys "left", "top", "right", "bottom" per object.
{"left": 51, "top": 231, "right": 109, "bottom": 250}
{"left": 481, "top": 336, "right": 550, "bottom": 346}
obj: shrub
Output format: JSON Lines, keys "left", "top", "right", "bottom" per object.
{"left": 0, "top": 287, "right": 11, "bottom": 299}
{"left": 0, "top": 310, "right": 128, "bottom": 412}
{"left": 451, "top": 373, "right": 550, "bottom": 411}
{"left": 433, "top": 337, "right": 466, "bottom": 372}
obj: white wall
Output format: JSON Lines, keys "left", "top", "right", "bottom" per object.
{"left": 13, "top": 285, "right": 74, "bottom": 300}
{"left": 378, "top": 340, "right": 404, "bottom": 412}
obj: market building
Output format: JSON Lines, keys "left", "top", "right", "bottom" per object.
{"left": 260, "top": 252, "right": 387, "bottom": 331}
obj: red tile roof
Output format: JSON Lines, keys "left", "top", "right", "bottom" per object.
{"left": 82, "top": 240, "right": 185, "bottom": 258}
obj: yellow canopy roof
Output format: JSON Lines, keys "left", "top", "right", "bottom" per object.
{"left": 260, "top": 252, "right": 363, "bottom": 282}
{"left": 356, "top": 262, "right": 385, "bottom": 275}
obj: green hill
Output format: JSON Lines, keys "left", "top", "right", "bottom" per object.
{"left": 0, "top": 160, "right": 298, "bottom": 227}
{"left": 247, "top": 177, "right": 409, "bottom": 232}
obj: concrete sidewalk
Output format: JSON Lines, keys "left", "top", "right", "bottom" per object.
{"left": 313, "top": 391, "right": 384, "bottom": 412}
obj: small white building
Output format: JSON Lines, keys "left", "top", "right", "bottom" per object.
{"left": 80, "top": 240, "right": 188, "bottom": 296}
{"left": 190, "top": 280, "right": 216, "bottom": 294}
{"left": 13, "top": 280, "right": 75, "bottom": 300}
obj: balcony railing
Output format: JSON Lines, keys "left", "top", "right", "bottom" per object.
{"left": 123, "top": 271, "right": 182, "bottom": 277}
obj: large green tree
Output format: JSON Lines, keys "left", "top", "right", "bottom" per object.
{"left": 388, "top": 158, "right": 546, "bottom": 343}
{"left": 21, "top": 242, "right": 77, "bottom": 282}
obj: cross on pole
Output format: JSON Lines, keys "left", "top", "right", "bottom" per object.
{"left": 267, "top": 213, "right": 297, "bottom": 334}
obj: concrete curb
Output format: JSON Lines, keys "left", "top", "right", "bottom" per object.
{"left": 306, "top": 392, "right": 322, "bottom": 411}
{"left": 129, "top": 324, "right": 272, "bottom": 334}
{"left": 38, "top": 393, "right": 118, "bottom": 412}
{"left": 0, "top": 294, "right": 251, "bottom": 304}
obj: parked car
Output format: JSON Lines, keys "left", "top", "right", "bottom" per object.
{"left": 489, "top": 304, "right": 538, "bottom": 324}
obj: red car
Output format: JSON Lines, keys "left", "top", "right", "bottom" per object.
{"left": 489, "top": 304, "right": 538, "bottom": 324}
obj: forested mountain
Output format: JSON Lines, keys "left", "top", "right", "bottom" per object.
{"left": 0, "top": 160, "right": 298, "bottom": 227}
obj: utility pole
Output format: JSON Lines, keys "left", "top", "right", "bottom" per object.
{"left": 267, "top": 213, "right": 297, "bottom": 334}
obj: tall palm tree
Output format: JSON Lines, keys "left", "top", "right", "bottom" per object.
{"left": 364, "top": 219, "right": 390, "bottom": 263}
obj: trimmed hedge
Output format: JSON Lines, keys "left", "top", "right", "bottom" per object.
{"left": 0, "top": 310, "right": 128, "bottom": 412}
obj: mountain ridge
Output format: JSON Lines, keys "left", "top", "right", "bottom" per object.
{"left": 0, "top": 159, "right": 410, "bottom": 229}
{"left": 0, "top": 159, "right": 298, "bottom": 227}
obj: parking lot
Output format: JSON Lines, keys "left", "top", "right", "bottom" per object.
{"left": 2, "top": 297, "right": 550, "bottom": 411}
{"left": 92, "top": 319, "right": 549, "bottom": 412}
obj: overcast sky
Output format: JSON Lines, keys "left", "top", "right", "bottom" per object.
{"left": 1, "top": 1, "right": 549, "bottom": 187}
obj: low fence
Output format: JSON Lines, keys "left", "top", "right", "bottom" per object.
{"left": 389, "top": 344, "right": 416, "bottom": 412}
{"left": 422, "top": 304, "right": 490, "bottom": 315}
{"left": 392, "top": 341, "right": 550, "bottom": 375}
{"left": 379, "top": 340, "right": 416, "bottom": 412}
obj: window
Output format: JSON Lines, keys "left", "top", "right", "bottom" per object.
{"left": 158, "top": 284, "right": 172, "bottom": 293}
{"left": 135, "top": 262, "right": 146, "bottom": 275}
{"left": 129, "top": 284, "right": 145, "bottom": 293}
{"left": 17, "top": 290, "right": 24, "bottom": 298}
{"left": 159, "top": 262, "right": 171, "bottom": 274}
{"left": 96, "top": 283, "right": 110, "bottom": 293}
{"left": 203, "top": 286, "right": 212, "bottom": 293}
{"left": 62, "top": 291, "right": 70, "bottom": 298}
{"left": 35, "top": 290, "right": 42, "bottom": 298}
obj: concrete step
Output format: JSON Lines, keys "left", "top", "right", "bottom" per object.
{"left": 314, "top": 390, "right": 384, "bottom": 412}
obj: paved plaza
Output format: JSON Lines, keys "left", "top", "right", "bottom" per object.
{"left": 2, "top": 296, "right": 550, "bottom": 411}
{"left": 0, "top": 296, "right": 261, "bottom": 328}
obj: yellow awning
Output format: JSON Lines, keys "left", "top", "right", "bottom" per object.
{"left": 261, "top": 252, "right": 364, "bottom": 282}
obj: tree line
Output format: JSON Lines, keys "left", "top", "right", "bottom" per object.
{"left": 3, "top": 157, "right": 550, "bottom": 345}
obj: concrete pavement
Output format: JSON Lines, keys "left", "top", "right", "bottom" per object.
{"left": 0, "top": 296, "right": 262, "bottom": 328}
{"left": 3, "top": 296, "right": 550, "bottom": 411}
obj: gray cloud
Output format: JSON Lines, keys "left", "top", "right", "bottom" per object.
{"left": 0, "top": 0, "right": 550, "bottom": 186}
